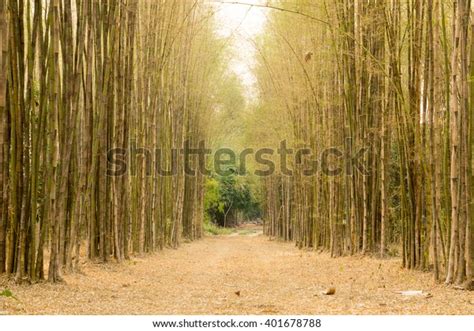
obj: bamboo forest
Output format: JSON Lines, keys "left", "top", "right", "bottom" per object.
{"left": 0, "top": 0, "right": 473, "bottom": 316}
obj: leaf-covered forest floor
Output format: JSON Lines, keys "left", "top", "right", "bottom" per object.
{"left": 1, "top": 225, "right": 472, "bottom": 315}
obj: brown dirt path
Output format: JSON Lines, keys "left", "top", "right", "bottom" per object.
{"left": 1, "top": 226, "right": 472, "bottom": 314}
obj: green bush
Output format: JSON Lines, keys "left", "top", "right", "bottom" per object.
{"left": 203, "top": 169, "right": 261, "bottom": 227}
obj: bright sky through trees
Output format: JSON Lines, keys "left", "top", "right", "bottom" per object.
{"left": 214, "top": 1, "right": 267, "bottom": 99}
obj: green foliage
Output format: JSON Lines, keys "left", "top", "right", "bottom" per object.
{"left": 0, "top": 289, "right": 18, "bottom": 301}
{"left": 203, "top": 221, "right": 234, "bottom": 236}
{"left": 204, "top": 169, "right": 262, "bottom": 227}
{"left": 204, "top": 178, "right": 225, "bottom": 215}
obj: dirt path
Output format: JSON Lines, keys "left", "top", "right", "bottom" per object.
{"left": 1, "top": 226, "right": 472, "bottom": 315}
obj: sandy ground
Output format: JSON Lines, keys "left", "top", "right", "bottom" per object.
{"left": 1, "top": 226, "right": 473, "bottom": 315}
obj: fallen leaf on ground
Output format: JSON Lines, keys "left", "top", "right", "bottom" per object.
{"left": 321, "top": 287, "right": 336, "bottom": 295}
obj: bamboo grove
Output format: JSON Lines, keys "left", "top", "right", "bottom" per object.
{"left": 0, "top": 0, "right": 222, "bottom": 282}
{"left": 255, "top": 0, "right": 473, "bottom": 287}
